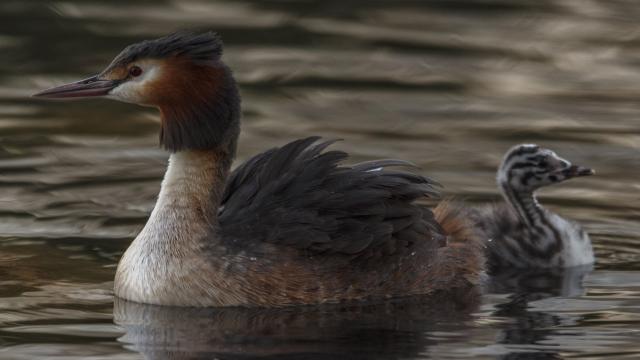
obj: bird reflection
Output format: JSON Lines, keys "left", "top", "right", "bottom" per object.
{"left": 489, "top": 265, "right": 593, "bottom": 360}
{"left": 114, "top": 289, "right": 479, "bottom": 360}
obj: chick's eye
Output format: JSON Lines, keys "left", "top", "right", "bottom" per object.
{"left": 129, "top": 66, "right": 143, "bottom": 77}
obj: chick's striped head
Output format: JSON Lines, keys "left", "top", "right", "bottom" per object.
{"left": 498, "top": 144, "right": 594, "bottom": 192}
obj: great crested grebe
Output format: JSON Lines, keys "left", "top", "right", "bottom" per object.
{"left": 475, "top": 144, "right": 595, "bottom": 272}
{"left": 33, "top": 32, "right": 484, "bottom": 307}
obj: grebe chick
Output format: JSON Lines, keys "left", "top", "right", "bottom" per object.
{"left": 477, "top": 144, "right": 595, "bottom": 272}
{"left": 33, "top": 32, "right": 485, "bottom": 307}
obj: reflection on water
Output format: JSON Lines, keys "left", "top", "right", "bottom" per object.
{"left": 114, "top": 295, "right": 477, "bottom": 359}
{"left": 1, "top": 0, "right": 639, "bottom": 359}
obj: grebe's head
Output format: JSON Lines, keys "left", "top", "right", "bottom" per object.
{"left": 497, "top": 144, "right": 594, "bottom": 192}
{"left": 33, "top": 31, "right": 240, "bottom": 152}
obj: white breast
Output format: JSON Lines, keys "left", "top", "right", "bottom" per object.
{"left": 548, "top": 213, "right": 595, "bottom": 267}
{"left": 113, "top": 151, "right": 232, "bottom": 306}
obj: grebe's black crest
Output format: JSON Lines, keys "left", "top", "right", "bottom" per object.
{"left": 106, "top": 31, "right": 223, "bottom": 71}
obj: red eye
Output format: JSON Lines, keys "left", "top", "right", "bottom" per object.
{"left": 129, "top": 66, "right": 143, "bottom": 77}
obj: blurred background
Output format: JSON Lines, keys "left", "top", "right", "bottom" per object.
{"left": 1, "top": 0, "right": 639, "bottom": 359}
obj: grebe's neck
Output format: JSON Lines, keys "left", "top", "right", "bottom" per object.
{"left": 132, "top": 143, "right": 235, "bottom": 252}
{"left": 144, "top": 61, "right": 241, "bottom": 243}
{"left": 499, "top": 183, "right": 564, "bottom": 251}
{"left": 499, "top": 183, "right": 543, "bottom": 228}
{"left": 160, "top": 144, "right": 234, "bottom": 229}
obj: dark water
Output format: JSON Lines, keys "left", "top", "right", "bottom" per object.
{"left": 1, "top": 0, "right": 639, "bottom": 358}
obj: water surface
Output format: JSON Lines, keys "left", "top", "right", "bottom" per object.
{"left": 1, "top": 0, "right": 639, "bottom": 359}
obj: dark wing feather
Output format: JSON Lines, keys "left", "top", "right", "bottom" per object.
{"left": 219, "top": 137, "right": 441, "bottom": 255}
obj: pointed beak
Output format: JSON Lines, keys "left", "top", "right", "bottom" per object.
{"left": 564, "top": 165, "right": 595, "bottom": 178}
{"left": 33, "top": 75, "right": 120, "bottom": 99}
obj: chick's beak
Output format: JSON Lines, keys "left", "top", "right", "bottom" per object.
{"left": 564, "top": 164, "right": 595, "bottom": 178}
{"left": 33, "top": 75, "right": 120, "bottom": 99}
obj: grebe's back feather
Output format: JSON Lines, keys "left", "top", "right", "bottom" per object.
{"left": 220, "top": 137, "right": 443, "bottom": 255}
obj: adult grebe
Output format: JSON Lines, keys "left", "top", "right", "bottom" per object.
{"left": 33, "top": 31, "right": 484, "bottom": 307}
{"left": 475, "top": 144, "right": 595, "bottom": 272}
